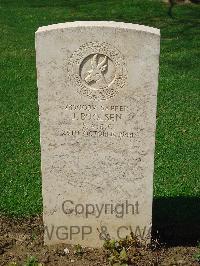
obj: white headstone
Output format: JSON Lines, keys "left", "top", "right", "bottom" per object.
{"left": 36, "top": 21, "right": 160, "bottom": 247}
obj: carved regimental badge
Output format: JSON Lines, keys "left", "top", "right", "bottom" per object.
{"left": 68, "top": 42, "right": 127, "bottom": 101}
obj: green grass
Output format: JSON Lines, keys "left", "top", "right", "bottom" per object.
{"left": 0, "top": 0, "right": 199, "bottom": 216}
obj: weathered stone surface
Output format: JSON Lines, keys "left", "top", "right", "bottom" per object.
{"left": 36, "top": 21, "right": 160, "bottom": 247}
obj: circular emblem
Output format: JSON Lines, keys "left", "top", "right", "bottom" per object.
{"left": 68, "top": 42, "right": 127, "bottom": 101}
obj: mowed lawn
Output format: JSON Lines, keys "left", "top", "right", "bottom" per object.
{"left": 0, "top": 0, "right": 199, "bottom": 216}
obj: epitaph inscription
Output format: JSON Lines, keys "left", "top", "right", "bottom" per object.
{"left": 36, "top": 21, "right": 160, "bottom": 247}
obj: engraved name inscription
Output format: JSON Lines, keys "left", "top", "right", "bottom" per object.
{"left": 59, "top": 103, "right": 135, "bottom": 140}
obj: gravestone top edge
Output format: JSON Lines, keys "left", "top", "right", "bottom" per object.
{"left": 36, "top": 21, "right": 160, "bottom": 36}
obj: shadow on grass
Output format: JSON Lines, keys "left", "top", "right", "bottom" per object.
{"left": 152, "top": 197, "right": 200, "bottom": 246}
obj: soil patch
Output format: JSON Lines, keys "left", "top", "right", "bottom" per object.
{"left": 0, "top": 215, "right": 199, "bottom": 265}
